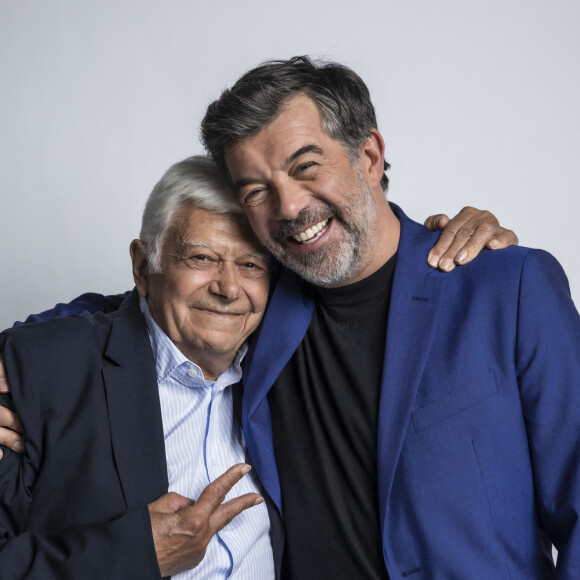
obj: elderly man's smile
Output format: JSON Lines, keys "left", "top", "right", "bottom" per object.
{"left": 194, "top": 307, "right": 247, "bottom": 320}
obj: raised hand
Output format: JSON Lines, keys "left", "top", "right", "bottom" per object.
{"left": 149, "top": 463, "right": 263, "bottom": 576}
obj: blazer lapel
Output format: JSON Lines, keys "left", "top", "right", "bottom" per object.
{"left": 102, "top": 290, "right": 168, "bottom": 507}
{"left": 242, "top": 269, "right": 315, "bottom": 513}
{"left": 377, "top": 206, "right": 445, "bottom": 537}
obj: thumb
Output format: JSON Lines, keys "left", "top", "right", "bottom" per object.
{"left": 149, "top": 492, "right": 195, "bottom": 514}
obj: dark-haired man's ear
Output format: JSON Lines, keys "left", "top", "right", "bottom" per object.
{"left": 360, "top": 129, "right": 386, "bottom": 189}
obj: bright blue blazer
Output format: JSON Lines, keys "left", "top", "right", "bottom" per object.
{"left": 241, "top": 205, "right": 580, "bottom": 579}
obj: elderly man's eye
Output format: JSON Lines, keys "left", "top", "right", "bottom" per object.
{"left": 239, "top": 261, "right": 268, "bottom": 276}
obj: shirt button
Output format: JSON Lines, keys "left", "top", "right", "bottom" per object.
{"left": 187, "top": 369, "right": 197, "bottom": 378}
{"left": 210, "top": 458, "right": 218, "bottom": 467}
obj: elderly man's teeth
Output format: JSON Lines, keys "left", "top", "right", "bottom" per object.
{"left": 292, "top": 220, "right": 328, "bottom": 244}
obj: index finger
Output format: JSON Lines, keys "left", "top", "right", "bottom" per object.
{"left": 196, "top": 463, "right": 254, "bottom": 513}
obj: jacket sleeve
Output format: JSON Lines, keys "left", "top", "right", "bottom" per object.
{"left": 0, "top": 491, "right": 161, "bottom": 580}
{"left": 0, "top": 330, "right": 162, "bottom": 580}
{"left": 13, "top": 291, "right": 130, "bottom": 326}
{"left": 516, "top": 250, "right": 580, "bottom": 579}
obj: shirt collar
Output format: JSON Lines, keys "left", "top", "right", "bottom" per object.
{"left": 139, "top": 295, "right": 247, "bottom": 392}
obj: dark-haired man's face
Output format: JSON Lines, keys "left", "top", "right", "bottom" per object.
{"left": 224, "top": 95, "right": 391, "bottom": 288}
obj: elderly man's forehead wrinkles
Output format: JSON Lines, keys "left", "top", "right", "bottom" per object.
{"left": 180, "top": 240, "right": 212, "bottom": 251}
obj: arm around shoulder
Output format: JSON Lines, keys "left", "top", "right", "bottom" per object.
{"left": 14, "top": 291, "right": 130, "bottom": 326}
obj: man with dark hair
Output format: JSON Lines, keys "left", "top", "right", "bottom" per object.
{"left": 196, "top": 56, "right": 580, "bottom": 578}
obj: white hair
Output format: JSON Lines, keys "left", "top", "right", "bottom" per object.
{"left": 140, "top": 155, "right": 242, "bottom": 273}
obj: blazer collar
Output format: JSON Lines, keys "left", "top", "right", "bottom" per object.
{"left": 243, "top": 270, "right": 314, "bottom": 420}
{"left": 377, "top": 204, "right": 445, "bottom": 535}
{"left": 242, "top": 270, "right": 314, "bottom": 513}
{"left": 102, "top": 289, "right": 169, "bottom": 506}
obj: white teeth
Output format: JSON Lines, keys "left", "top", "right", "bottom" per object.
{"left": 292, "top": 220, "right": 328, "bottom": 244}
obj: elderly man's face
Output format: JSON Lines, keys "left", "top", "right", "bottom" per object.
{"left": 224, "top": 94, "right": 389, "bottom": 288}
{"left": 132, "top": 206, "right": 270, "bottom": 380}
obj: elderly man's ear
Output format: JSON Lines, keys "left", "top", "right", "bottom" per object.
{"left": 130, "top": 240, "right": 150, "bottom": 298}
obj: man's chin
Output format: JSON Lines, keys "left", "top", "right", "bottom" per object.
{"left": 284, "top": 256, "right": 357, "bottom": 287}
{"left": 265, "top": 237, "right": 357, "bottom": 286}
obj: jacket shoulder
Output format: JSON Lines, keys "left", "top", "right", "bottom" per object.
{"left": 1, "top": 311, "right": 113, "bottom": 363}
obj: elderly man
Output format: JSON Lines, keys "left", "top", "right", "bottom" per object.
{"left": 0, "top": 156, "right": 274, "bottom": 579}
{"left": 198, "top": 57, "right": 580, "bottom": 579}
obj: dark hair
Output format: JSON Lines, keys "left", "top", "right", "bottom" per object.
{"left": 200, "top": 55, "right": 390, "bottom": 191}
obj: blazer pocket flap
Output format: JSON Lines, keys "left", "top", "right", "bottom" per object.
{"left": 412, "top": 375, "right": 499, "bottom": 433}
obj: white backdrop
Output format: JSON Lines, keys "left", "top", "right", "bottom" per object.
{"left": 1, "top": 0, "right": 579, "bottom": 329}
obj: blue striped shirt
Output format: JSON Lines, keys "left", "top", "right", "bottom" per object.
{"left": 140, "top": 297, "right": 274, "bottom": 579}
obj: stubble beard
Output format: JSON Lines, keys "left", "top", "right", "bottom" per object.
{"left": 265, "top": 171, "right": 377, "bottom": 288}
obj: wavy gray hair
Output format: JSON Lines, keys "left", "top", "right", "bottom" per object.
{"left": 139, "top": 155, "right": 242, "bottom": 273}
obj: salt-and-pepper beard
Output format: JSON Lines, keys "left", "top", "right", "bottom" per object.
{"left": 265, "top": 167, "right": 377, "bottom": 288}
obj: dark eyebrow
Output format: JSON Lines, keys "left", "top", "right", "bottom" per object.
{"left": 286, "top": 144, "right": 324, "bottom": 165}
{"left": 232, "top": 144, "right": 324, "bottom": 194}
{"left": 232, "top": 177, "right": 261, "bottom": 194}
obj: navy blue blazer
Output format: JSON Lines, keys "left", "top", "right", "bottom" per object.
{"left": 241, "top": 205, "right": 580, "bottom": 579}
{"left": 0, "top": 290, "right": 167, "bottom": 579}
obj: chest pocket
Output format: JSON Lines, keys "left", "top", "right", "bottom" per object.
{"left": 411, "top": 373, "right": 499, "bottom": 433}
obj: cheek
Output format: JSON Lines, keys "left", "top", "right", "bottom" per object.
{"left": 150, "top": 284, "right": 193, "bottom": 323}
{"left": 317, "top": 165, "right": 358, "bottom": 195}
{"left": 248, "top": 284, "right": 269, "bottom": 314}
{"left": 168, "top": 271, "right": 211, "bottom": 300}
{"left": 247, "top": 209, "right": 272, "bottom": 239}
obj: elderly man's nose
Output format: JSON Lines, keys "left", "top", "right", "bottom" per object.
{"left": 209, "top": 265, "right": 241, "bottom": 300}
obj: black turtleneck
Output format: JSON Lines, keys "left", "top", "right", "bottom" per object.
{"left": 269, "top": 254, "right": 397, "bottom": 579}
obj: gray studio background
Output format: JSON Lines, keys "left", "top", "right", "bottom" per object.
{"left": 1, "top": 0, "right": 578, "bottom": 330}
